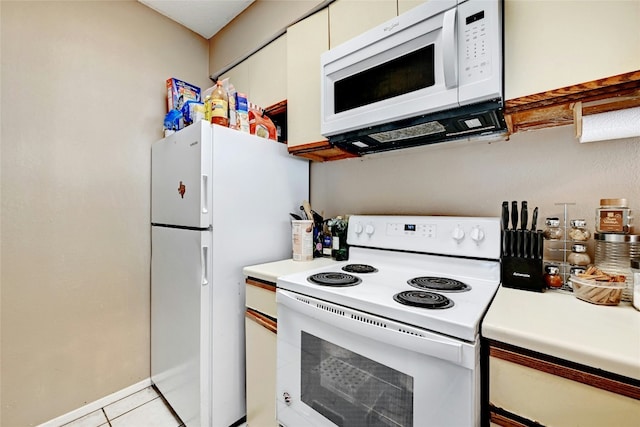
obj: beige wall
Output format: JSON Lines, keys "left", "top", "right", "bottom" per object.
{"left": 0, "top": 1, "right": 209, "bottom": 426}
{"left": 311, "top": 126, "right": 640, "bottom": 237}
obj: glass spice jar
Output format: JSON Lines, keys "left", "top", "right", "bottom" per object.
{"left": 569, "top": 219, "right": 591, "bottom": 241}
{"left": 568, "top": 243, "right": 591, "bottom": 266}
{"left": 544, "top": 265, "right": 563, "bottom": 288}
{"left": 543, "top": 217, "right": 563, "bottom": 240}
{"left": 596, "top": 198, "right": 632, "bottom": 234}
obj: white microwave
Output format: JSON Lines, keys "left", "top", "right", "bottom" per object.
{"left": 320, "top": 0, "right": 505, "bottom": 155}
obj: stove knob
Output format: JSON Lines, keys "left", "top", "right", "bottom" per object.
{"left": 354, "top": 222, "right": 364, "bottom": 234}
{"left": 452, "top": 225, "right": 465, "bottom": 242}
{"left": 365, "top": 224, "right": 375, "bottom": 235}
{"left": 470, "top": 226, "right": 485, "bottom": 243}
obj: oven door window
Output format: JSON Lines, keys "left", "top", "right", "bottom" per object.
{"left": 334, "top": 44, "right": 435, "bottom": 114}
{"left": 301, "top": 332, "right": 413, "bottom": 427}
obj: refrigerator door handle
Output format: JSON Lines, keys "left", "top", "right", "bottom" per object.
{"left": 201, "top": 174, "right": 209, "bottom": 215}
{"left": 201, "top": 245, "right": 209, "bottom": 286}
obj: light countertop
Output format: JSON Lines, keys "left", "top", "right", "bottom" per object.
{"left": 482, "top": 286, "right": 640, "bottom": 380}
{"left": 243, "top": 257, "right": 339, "bottom": 283}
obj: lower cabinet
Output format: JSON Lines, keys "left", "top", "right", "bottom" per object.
{"left": 486, "top": 340, "right": 640, "bottom": 426}
{"left": 245, "top": 278, "right": 278, "bottom": 427}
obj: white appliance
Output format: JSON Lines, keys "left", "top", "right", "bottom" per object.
{"left": 321, "top": 0, "right": 505, "bottom": 155}
{"left": 276, "top": 215, "right": 501, "bottom": 426}
{"left": 151, "top": 121, "right": 309, "bottom": 427}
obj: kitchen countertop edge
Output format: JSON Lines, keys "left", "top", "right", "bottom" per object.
{"left": 243, "top": 258, "right": 340, "bottom": 283}
{"left": 482, "top": 286, "right": 640, "bottom": 381}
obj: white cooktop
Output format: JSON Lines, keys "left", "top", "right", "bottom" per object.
{"left": 278, "top": 215, "right": 502, "bottom": 342}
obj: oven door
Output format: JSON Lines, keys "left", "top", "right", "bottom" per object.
{"left": 276, "top": 289, "right": 479, "bottom": 427}
{"left": 321, "top": 0, "right": 459, "bottom": 137}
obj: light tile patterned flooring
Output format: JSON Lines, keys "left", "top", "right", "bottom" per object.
{"left": 61, "top": 386, "right": 183, "bottom": 427}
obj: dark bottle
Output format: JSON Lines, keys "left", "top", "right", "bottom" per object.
{"left": 331, "top": 217, "right": 349, "bottom": 261}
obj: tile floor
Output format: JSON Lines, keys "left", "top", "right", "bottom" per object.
{"left": 61, "top": 386, "right": 183, "bottom": 427}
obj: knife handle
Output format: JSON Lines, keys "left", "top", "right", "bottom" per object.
{"left": 530, "top": 231, "right": 537, "bottom": 259}
{"left": 501, "top": 201, "right": 509, "bottom": 230}
{"left": 536, "top": 230, "right": 544, "bottom": 259}
{"left": 511, "top": 201, "right": 518, "bottom": 230}
{"left": 521, "top": 201, "right": 528, "bottom": 230}
{"left": 531, "top": 207, "right": 539, "bottom": 231}
{"left": 501, "top": 230, "right": 508, "bottom": 257}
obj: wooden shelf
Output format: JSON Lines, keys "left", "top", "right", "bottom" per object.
{"left": 505, "top": 70, "right": 640, "bottom": 134}
{"left": 287, "top": 140, "right": 359, "bottom": 162}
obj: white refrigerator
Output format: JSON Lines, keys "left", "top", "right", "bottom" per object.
{"left": 151, "top": 121, "right": 309, "bottom": 427}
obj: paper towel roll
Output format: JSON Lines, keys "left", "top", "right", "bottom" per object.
{"left": 579, "top": 106, "right": 640, "bottom": 143}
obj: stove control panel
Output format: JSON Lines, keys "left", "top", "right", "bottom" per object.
{"left": 347, "top": 215, "right": 501, "bottom": 259}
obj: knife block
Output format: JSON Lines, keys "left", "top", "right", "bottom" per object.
{"left": 501, "top": 229, "right": 545, "bottom": 292}
{"left": 501, "top": 256, "right": 545, "bottom": 292}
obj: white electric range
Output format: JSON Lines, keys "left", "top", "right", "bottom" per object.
{"left": 276, "top": 215, "right": 501, "bottom": 427}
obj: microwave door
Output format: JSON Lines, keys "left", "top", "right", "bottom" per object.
{"left": 321, "top": 4, "right": 460, "bottom": 137}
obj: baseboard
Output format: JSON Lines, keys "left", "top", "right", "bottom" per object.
{"left": 37, "top": 378, "right": 152, "bottom": 427}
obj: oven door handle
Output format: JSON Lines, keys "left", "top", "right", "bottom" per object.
{"left": 277, "top": 290, "right": 472, "bottom": 368}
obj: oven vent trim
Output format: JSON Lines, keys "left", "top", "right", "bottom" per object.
{"left": 295, "top": 296, "right": 312, "bottom": 305}
{"left": 398, "top": 328, "right": 426, "bottom": 338}
{"left": 316, "top": 302, "right": 346, "bottom": 317}
{"left": 351, "top": 314, "right": 388, "bottom": 329}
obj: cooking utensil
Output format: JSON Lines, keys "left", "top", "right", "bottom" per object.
{"left": 290, "top": 213, "right": 302, "bottom": 220}
{"left": 511, "top": 201, "right": 518, "bottom": 230}
{"left": 302, "top": 200, "right": 313, "bottom": 224}
{"left": 531, "top": 207, "right": 539, "bottom": 231}
{"left": 311, "top": 210, "right": 323, "bottom": 226}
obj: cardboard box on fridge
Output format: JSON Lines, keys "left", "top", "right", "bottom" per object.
{"left": 166, "top": 78, "right": 201, "bottom": 112}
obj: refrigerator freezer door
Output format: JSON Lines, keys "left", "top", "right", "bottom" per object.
{"left": 152, "top": 121, "right": 213, "bottom": 228}
{"left": 151, "top": 226, "right": 212, "bottom": 427}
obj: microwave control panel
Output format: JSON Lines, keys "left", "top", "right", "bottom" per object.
{"left": 461, "top": 9, "right": 490, "bottom": 81}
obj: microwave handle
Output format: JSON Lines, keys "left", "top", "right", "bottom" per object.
{"left": 442, "top": 7, "right": 458, "bottom": 89}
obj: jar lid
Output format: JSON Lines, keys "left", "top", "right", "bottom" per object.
{"left": 599, "top": 198, "right": 628, "bottom": 207}
{"left": 594, "top": 233, "right": 640, "bottom": 242}
{"left": 632, "top": 258, "right": 640, "bottom": 269}
{"left": 545, "top": 217, "right": 560, "bottom": 227}
{"left": 545, "top": 265, "right": 560, "bottom": 274}
{"left": 572, "top": 243, "right": 587, "bottom": 252}
{"left": 570, "top": 219, "right": 587, "bottom": 228}
{"left": 570, "top": 266, "right": 587, "bottom": 274}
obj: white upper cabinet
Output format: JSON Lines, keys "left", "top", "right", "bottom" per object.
{"left": 287, "top": 8, "right": 329, "bottom": 147}
{"left": 221, "top": 35, "right": 287, "bottom": 110}
{"left": 220, "top": 60, "right": 249, "bottom": 98}
{"left": 329, "top": 0, "right": 398, "bottom": 49}
{"left": 505, "top": 0, "right": 640, "bottom": 99}
{"left": 398, "top": 0, "right": 426, "bottom": 15}
{"left": 247, "top": 35, "right": 287, "bottom": 109}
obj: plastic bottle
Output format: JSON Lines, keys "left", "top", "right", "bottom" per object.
{"left": 210, "top": 80, "right": 229, "bottom": 127}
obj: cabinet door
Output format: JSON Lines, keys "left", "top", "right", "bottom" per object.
{"left": 329, "top": 0, "right": 398, "bottom": 48}
{"left": 505, "top": 0, "right": 640, "bottom": 99}
{"left": 398, "top": 0, "right": 425, "bottom": 15}
{"left": 245, "top": 313, "right": 277, "bottom": 427}
{"left": 287, "top": 8, "right": 329, "bottom": 148}
{"left": 248, "top": 35, "right": 287, "bottom": 109}
{"left": 490, "top": 355, "right": 640, "bottom": 426}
